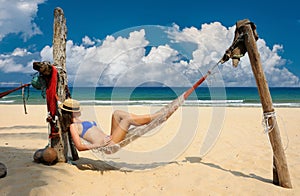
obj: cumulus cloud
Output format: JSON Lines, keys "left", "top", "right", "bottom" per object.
{"left": 0, "top": 0, "right": 297, "bottom": 87}
{"left": 0, "top": 48, "right": 37, "bottom": 73}
{"left": 0, "top": 22, "right": 298, "bottom": 87}
{"left": 81, "top": 36, "right": 101, "bottom": 46}
{"left": 82, "top": 36, "right": 95, "bottom": 46}
{"left": 167, "top": 22, "right": 299, "bottom": 87}
{"left": 39, "top": 31, "right": 150, "bottom": 86}
{"left": 0, "top": 0, "right": 44, "bottom": 41}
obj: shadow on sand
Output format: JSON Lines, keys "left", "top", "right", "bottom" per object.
{"left": 72, "top": 155, "right": 273, "bottom": 186}
{"left": 184, "top": 156, "right": 273, "bottom": 184}
{"left": 71, "top": 157, "right": 178, "bottom": 173}
{"left": 0, "top": 146, "right": 67, "bottom": 196}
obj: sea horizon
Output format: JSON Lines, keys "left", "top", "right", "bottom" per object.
{"left": 1, "top": 86, "right": 300, "bottom": 107}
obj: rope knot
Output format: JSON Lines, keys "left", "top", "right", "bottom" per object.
{"left": 262, "top": 111, "right": 277, "bottom": 133}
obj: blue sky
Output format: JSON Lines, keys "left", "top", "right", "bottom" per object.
{"left": 0, "top": 0, "right": 299, "bottom": 87}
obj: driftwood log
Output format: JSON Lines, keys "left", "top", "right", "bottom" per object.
{"left": 32, "top": 7, "right": 79, "bottom": 163}
{"left": 223, "top": 19, "right": 292, "bottom": 188}
{"left": 242, "top": 21, "right": 292, "bottom": 188}
{"left": 52, "top": 7, "right": 79, "bottom": 162}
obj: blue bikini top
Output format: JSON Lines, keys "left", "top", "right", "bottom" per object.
{"left": 80, "top": 121, "right": 97, "bottom": 137}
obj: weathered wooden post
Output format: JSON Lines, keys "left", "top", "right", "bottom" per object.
{"left": 223, "top": 19, "right": 292, "bottom": 188}
{"left": 242, "top": 22, "right": 292, "bottom": 188}
{"left": 51, "top": 7, "right": 68, "bottom": 162}
{"left": 52, "top": 7, "right": 79, "bottom": 162}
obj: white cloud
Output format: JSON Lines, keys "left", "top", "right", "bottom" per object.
{"left": 82, "top": 36, "right": 94, "bottom": 46}
{"left": 167, "top": 22, "right": 299, "bottom": 87}
{"left": 0, "top": 0, "right": 297, "bottom": 87}
{"left": 40, "top": 45, "right": 52, "bottom": 61}
{"left": 38, "top": 29, "right": 150, "bottom": 86}
{"left": 143, "top": 45, "right": 179, "bottom": 64}
{"left": 0, "top": 58, "right": 23, "bottom": 72}
{"left": 81, "top": 36, "right": 101, "bottom": 46}
{"left": 0, "top": 0, "right": 44, "bottom": 41}
{"left": 1, "top": 22, "right": 298, "bottom": 87}
{"left": 12, "top": 48, "right": 32, "bottom": 57}
{"left": 0, "top": 48, "right": 37, "bottom": 73}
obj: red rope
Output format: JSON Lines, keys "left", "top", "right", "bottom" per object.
{"left": 0, "top": 83, "right": 30, "bottom": 98}
{"left": 183, "top": 73, "right": 209, "bottom": 100}
{"left": 183, "top": 61, "right": 220, "bottom": 100}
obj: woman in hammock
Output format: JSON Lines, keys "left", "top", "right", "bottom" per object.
{"left": 60, "top": 98, "right": 161, "bottom": 151}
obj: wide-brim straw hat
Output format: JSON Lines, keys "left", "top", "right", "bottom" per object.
{"left": 59, "top": 98, "right": 81, "bottom": 112}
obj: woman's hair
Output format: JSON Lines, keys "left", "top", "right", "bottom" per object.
{"left": 60, "top": 109, "right": 73, "bottom": 132}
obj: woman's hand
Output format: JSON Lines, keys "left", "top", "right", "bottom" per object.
{"left": 103, "top": 135, "right": 112, "bottom": 146}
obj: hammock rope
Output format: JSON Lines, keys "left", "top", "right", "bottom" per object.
{"left": 87, "top": 61, "right": 222, "bottom": 154}
{"left": 0, "top": 83, "right": 30, "bottom": 99}
{"left": 0, "top": 83, "right": 30, "bottom": 114}
{"left": 262, "top": 111, "right": 277, "bottom": 134}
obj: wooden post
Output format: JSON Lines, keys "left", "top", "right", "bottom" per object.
{"left": 52, "top": 7, "right": 79, "bottom": 162}
{"left": 240, "top": 22, "right": 292, "bottom": 188}
{"left": 51, "top": 7, "right": 68, "bottom": 162}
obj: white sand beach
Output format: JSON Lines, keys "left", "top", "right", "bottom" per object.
{"left": 0, "top": 105, "right": 299, "bottom": 195}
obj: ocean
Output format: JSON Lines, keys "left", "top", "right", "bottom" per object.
{"left": 1, "top": 86, "right": 300, "bottom": 107}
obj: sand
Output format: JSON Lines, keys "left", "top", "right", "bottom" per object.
{"left": 0, "top": 104, "right": 299, "bottom": 195}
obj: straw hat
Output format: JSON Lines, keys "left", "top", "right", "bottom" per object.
{"left": 59, "top": 98, "right": 81, "bottom": 112}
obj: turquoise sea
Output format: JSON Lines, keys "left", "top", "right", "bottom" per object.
{"left": 1, "top": 86, "right": 300, "bottom": 107}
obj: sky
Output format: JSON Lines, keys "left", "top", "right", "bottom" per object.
{"left": 0, "top": 0, "right": 299, "bottom": 87}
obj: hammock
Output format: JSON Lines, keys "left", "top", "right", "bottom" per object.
{"left": 87, "top": 62, "right": 220, "bottom": 154}
{"left": 0, "top": 83, "right": 30, "bottom": 99}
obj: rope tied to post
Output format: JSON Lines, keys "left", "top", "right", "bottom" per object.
{"left": 220, "top": 19, "right": 258, "bottom": 67}
{"left": 262, "top": 111, "right": 277, "bottom": 133}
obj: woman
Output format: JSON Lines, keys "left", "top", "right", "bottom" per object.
{"left": 60, "top": 98, "right": 161, "bottom": 151}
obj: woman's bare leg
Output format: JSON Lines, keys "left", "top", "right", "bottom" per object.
{"left": 110, "top": 111, "right": 129, "bottom": 143}
{"left": 110, "top": 110, "right": 161, "bottom": 143}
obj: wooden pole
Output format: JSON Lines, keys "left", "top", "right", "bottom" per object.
{"left": 52, "top": 7, "right": 79, "bottom": 162}
{"left": 51, "top": 7, "right": 68, "bottom": 162}
{"left": 241, "top": 23, "right": 292, "bottom": 188}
